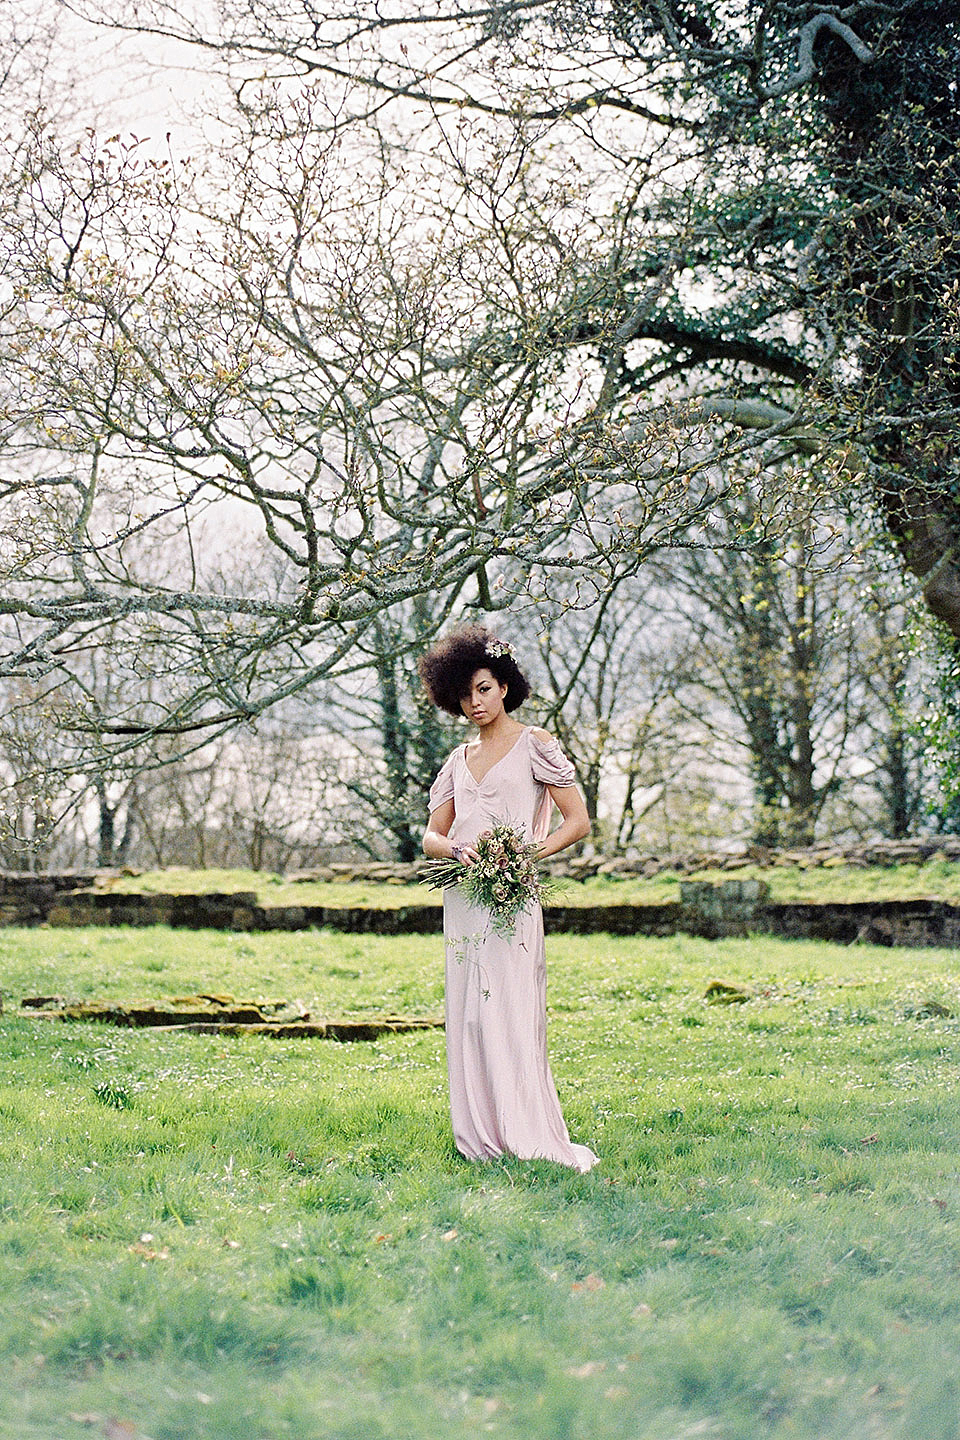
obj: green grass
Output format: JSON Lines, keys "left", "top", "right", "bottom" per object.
{"left": 96, "top": 856, "right": 960, "bottom": 909}
{"left": 677, "top": 856, "right": 960, "bottom": 905}
{"left": 94, "top": 865, "right": 442, "bottom": 910}
{"left": 2, "top": 925, "right": 443, "bottom": 1014}
{"left": 2, "top": 924, "right": 960, "bottom": 1438}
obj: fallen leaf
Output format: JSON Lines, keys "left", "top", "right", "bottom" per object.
{"left": 566, "top": 1361, "right": 606, "bottom": 1378}
{"left": 632, "top": 1303, "right": 654, "bottom": 1319}
{"left": 441, "top": 1228, "right": 458, "bottom": 1242}
{"left": 571, "top": 1272, "right": 605, "bottom": 1293}
{"left": 102, "top": 1422, "right": 138, "bottom": 1440}
{"left": 221, "top": 1238, "right": 241, "bottom": 1249}
{"left": 860, "top": 1133, "right": 879, "bottom": 1146}
{"left": 374, "top": 1232, "right": 393, "bottom": 1244}
{"left": 930, "top": 1198, "right": 947, "bottom": 1214}
{"left": 659, "top": 1238, "right": 679, "bottom": 1250}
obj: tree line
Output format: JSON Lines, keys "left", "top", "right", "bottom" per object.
{"left": 1, "top": 534, "right": 936, "bottom": 871}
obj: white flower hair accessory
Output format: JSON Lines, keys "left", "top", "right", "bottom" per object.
{"left": 486, "top": 638, "right": 516, "bottom": 661}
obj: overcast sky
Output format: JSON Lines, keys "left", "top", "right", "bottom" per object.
{"left": 44, "top": 3, "right": 218, "bottom": 150}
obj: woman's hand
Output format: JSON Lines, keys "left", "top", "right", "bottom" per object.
{"left": 422, "top": 803, "right": 479, "bottom": 866}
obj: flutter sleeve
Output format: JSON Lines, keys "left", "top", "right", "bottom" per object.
{"left": 427, "top": 749, "right": 458, "bottom": 812}
{"left": 528, "top": 729, "right": 576, "bottom": 788}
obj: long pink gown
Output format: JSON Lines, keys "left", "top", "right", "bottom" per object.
{"left": 428, "top": 727, "right": 598, "bottom": 1173}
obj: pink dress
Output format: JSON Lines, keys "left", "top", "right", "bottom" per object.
{"left": 428, "top": 727, "right": 598, "bottom": 1173}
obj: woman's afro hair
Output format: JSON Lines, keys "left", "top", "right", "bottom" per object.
{"left": 418, "top": 624, "right": 531, "bottom": 716}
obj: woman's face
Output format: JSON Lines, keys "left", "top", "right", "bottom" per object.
{"left": 461, "top": 667, "right": 507, "bottom": 726}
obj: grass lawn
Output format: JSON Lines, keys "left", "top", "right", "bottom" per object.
{"left": 2, "top": 924, "right": 960, "bottom": 1438}
{"left": 95, "top": 856, "right": 960, "bottom": 909}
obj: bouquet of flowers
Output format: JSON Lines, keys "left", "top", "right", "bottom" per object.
{"left": 424, "top": 820, "right": 550, "bottom": 936}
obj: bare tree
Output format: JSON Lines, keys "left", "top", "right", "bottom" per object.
{"left": 643, "top": 458, "right": 939, "bottom": 847}
{"left": 523, "top": 577, "right": 676, "bottom": 837}
{"left": 0, "top": 82, "right": 798, "bottom": 776}
{"left": 0, "top": 682, "right": 86, "bottom": 868}
{"left": 848, "top": 579, "right": 928, "bottom": 840}
{"left": 0, "top": 0, "right": 952, "bottom": 860}
{"left": 71, "top": 0, "right": 959, "bottom": 634}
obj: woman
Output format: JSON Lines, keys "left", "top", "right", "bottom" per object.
{"left": 420, "top": 624, "right": 598, "bottom": 1173}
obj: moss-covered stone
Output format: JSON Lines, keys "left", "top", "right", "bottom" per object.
{"left": 19, "top": 993, "right": 443, "bottom": 1039}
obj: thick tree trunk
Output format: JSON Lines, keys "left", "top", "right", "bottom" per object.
{"left": 876, "top": 481, "right": 960, "bottom": 641}
{"left": 98, "top": 800, "right": 115, "bottom": 869}
{"left": 881, "top": 727, "right": 914, "bottom": 840}
{"left": 813, "top": 1, "right": 960, "bottom": 638}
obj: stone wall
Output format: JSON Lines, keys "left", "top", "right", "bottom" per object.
{"left": 0, "top": 884, "right": 681, "bottom": 935}
{"left": 761, "top": 899, "right": 960, "bottom": 948}
{"left": 677, "top": 879, "right": 771, "bottom": 938}
{"left": 0, "top": 870, "right": 959, "bottom": 947}
{"left": 0, "top": 886, "right": 444, "bottom": 934}
{"left": 286, "top": 834, "right": 960, "bottom": 883}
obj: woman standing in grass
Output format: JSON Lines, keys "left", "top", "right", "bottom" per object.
{"left": 420, "top": 625, "right": 598, "bottom": 1173}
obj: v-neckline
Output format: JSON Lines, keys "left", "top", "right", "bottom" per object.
{"left": 462, "top": 728, "right": 527, "bottom": 785}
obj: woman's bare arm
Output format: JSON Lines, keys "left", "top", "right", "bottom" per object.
{"left": 537, "top": 783, "right": 590, "bottom": 859}
{"left": 423, "top": 800, "right": 458, "bottom": 858}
